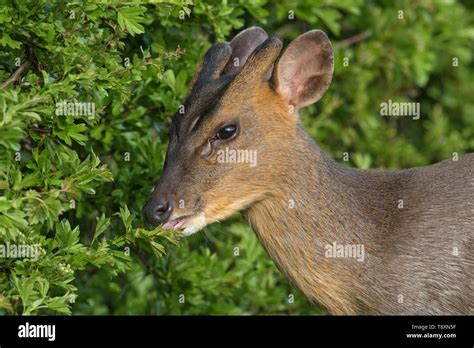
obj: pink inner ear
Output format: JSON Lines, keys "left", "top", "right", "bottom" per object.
{"left": 280, "top": 41, "right": 323, "bottom": 106}
{"left": 275, "top": 31, "right": 333, "bottom": 110}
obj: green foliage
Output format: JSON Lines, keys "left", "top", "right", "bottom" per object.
{"left": 0, "top": 0, "right": 473, "bottom": 315}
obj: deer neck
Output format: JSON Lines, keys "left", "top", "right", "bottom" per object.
{"left": 243, "top": 124, "right": 374, "bottom": 314}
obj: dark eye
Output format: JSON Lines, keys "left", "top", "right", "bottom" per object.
{"left": 216, "top": 124, "right": 237, "bottom": 140}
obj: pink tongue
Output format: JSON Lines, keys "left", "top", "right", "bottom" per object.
{"left": 162, "top": 220, "right": 178, "bottom": 230}
{"left": 162, "top": 218, "right": 185, "bottom": 231}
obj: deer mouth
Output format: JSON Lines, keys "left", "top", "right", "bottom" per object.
{"left": 161, "top": 213, "right": 207, "bottom": 236}
{"left": 161, "top": 215, "right": 192, "bottom": 231}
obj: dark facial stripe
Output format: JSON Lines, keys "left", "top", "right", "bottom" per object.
{"left": 170, "top": 37, "right": 281, "bottom": 138}
{"left": 171, "top": 43, "right": 236, "bottom": 137}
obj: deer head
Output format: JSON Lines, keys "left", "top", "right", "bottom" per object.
{"left": 144, "top": 27, "right": 334, "bottom": 236}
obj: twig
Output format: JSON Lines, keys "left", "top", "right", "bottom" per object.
{"left": 1, "top": 60, "right": 31, "bottom": 89}
{"left": 334, "top": 30, "right": 372, "bottom": 50}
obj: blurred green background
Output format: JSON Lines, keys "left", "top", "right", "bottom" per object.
{"left": 0, "top": 0, "right": 473, "bottom": 315}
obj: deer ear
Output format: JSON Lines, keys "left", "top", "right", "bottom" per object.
{"left": 272, "top": 30, "right": 334, "bottom": 111}
{"left": 223, "top": 26, "right": 269, "bottom": 76}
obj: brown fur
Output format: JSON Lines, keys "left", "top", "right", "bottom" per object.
{"left": 145, "top": 29, "right": 474, "bottom": 314}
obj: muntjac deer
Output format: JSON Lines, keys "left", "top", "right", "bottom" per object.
{"left": 144, "top": 27, "right": 474, "bottom": 315}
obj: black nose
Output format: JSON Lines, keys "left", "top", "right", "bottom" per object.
{"left": 144, "top": 199, "right": 173, "bottom": 225}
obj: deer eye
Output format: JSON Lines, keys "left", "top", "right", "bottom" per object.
{"left": 216, "top": 124, "right": 237, "bottom": 140}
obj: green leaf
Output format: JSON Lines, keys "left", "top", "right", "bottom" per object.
{"left": 54, "top": 220, "right": 80, "bottom": 250}
{"left": 46, "top": 297, "right": 72, "bottom": 314}
{"left": 92, "top": 214, "right": 111, "bottom": 244}
{"left": 117, "top": 7, "right": 146, "bottom": 37}
{"left": 162, "top": 70, "right": 176, "bottom": 92}
{"left": 0, "top": 32, "right": 21, "bottom": 49}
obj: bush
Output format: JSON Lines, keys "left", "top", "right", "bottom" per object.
{"left": 0, "top": 0, "right": 473, "bottom": 315}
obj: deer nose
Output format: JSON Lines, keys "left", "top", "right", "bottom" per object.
{"left": 144, "top": 199, "right": 173, "bottom": 225}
